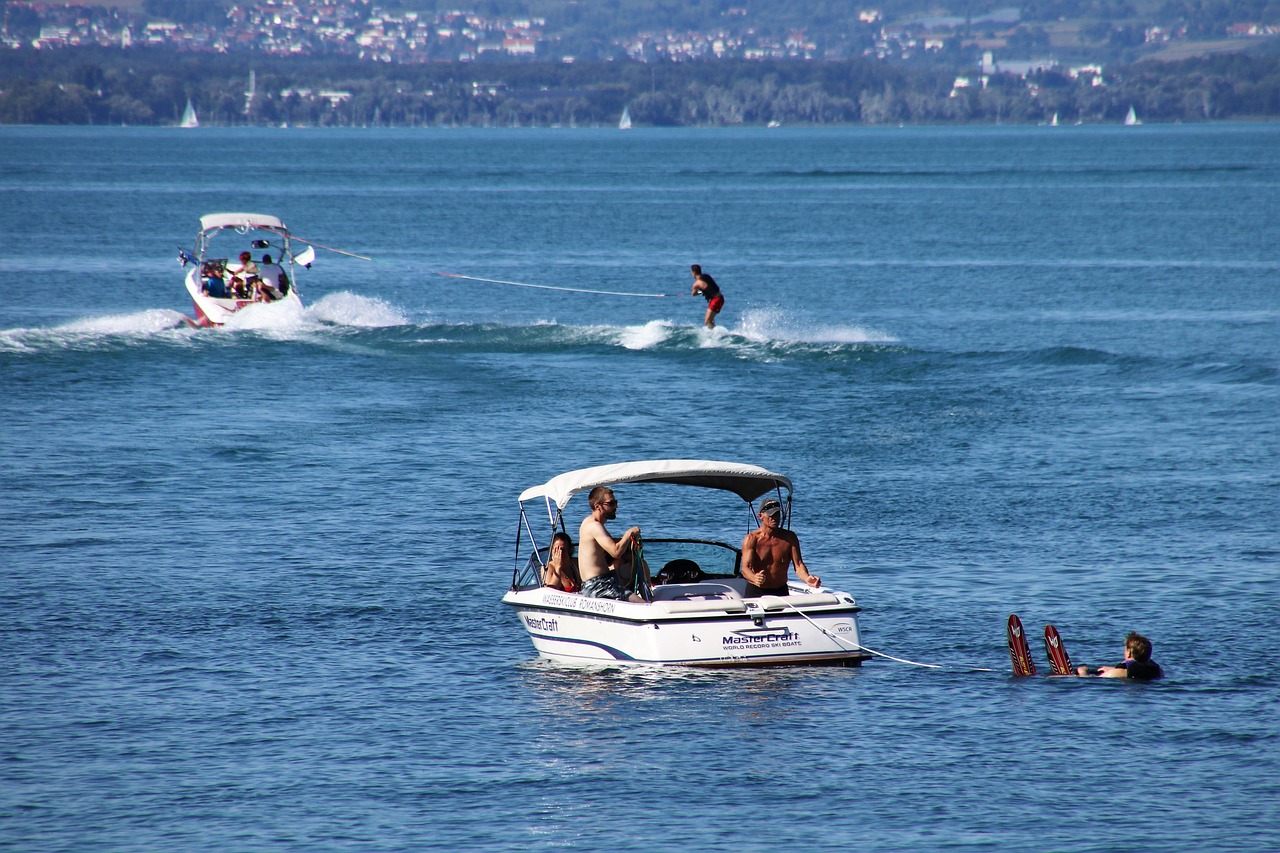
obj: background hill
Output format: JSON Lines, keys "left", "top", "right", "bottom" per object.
{"left": 3, "top": 0, "right": 1279, "bottom": 125}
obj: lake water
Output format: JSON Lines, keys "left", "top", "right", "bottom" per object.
{"left": 1, "top": 124, "right": 1278, "bottom": 851}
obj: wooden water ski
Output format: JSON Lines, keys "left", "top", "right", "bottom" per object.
{"left": 1007, "top": 614, "right": 1037, "bottom": 676}
{"left": 1044, "top": 624, "right": 1075, "bottom": 676}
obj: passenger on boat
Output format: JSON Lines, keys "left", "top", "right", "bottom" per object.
{"left": 226, "top": 251, "right": 259, "bottom": 299}
{"left": 256, "top": 254, "right": 286, "bottom": 302}
{"left": 740, "top": 498, "right": 820, "bottom": 598}
{"left": 201, "top": 261, "right": 229, "bottom": 298}
{"left": 577, "top": 486, "right": 648, "bottom": 602}
{"left": 541, "top": 532, "right": 581, "bottom": 593}
{"left": 1075, "top": 631, "right": 1163, "bottom": 680}
{"left": 690, "top": 264, "right": 725, "bottom": 329}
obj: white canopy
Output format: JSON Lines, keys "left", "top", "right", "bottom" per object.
{"left": 199, "top": 212, "right": 287, "bottom": 233}
{"left": 518, "top": 459, "right": 792, "bottom": 509}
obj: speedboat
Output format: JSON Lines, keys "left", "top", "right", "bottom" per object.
{"left": 178, "top": 213, "right": 314, "bottom": 327}
{"left": 504, "top": 460, "right": 872, "bottom": 667}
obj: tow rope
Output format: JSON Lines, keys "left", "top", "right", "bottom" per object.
{"left": 779, "top": 596, "right": 995, "bottom": 671}
{"left": 435, "top": 271, "right": 686, "bottom": 299}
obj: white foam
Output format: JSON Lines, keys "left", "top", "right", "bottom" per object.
{"left": 221, "top": 298, "right": 309, "bottom": 332}
{"left": 59, "top": 309, "right": 192, "bottom": 335}
{"left": 735, "top": 307, "right": 897, "bottom": 345}
{"left": 217, "top": 292, "right": 409, "bottom": 334}
{"left": 0, "top": 309, "right": 194, "bottom": 352}
{"left": 306, "top": 292, "right": 410, "bottom": 328}
{"left": 617, "top": 319, "right": 674, "bottom": 350}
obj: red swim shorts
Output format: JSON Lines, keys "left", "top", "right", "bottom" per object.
{"left": 708, "top": 294, "right": 725, "bottom": 313}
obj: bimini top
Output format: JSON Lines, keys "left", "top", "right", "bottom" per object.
{"left": 199, "top": 212, "right": 287, "bottom": 233}
{"left": 518, "top": 459, "right": 792, "bottom": 509}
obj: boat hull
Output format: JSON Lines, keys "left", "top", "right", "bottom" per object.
{"left": 184, "top": 267, "right": 302, "bottom": 327}
{"left": 504, "top": 584, "right": 870, "bottom": 668}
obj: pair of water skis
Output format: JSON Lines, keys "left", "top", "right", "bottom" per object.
{"left": 1006, "top": 614, "right": 1075, "bottom": 677}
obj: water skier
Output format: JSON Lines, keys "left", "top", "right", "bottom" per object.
{"left": 690, "top": 264, "right": 724, "bottom": 329}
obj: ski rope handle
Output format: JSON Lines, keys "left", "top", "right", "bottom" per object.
{"left": 630, "top": 537, "right": 652, "bottom": 602}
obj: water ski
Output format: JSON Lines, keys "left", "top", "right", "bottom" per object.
{"left": 1007, "top": 614, "right": 1037, "bottom": 677}
{"left": 1044, "top": 624, "right": 1075, "bottom": 676}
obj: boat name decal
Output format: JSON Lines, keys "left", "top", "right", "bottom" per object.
{"left": 543, "top": 593, "right": 617, "bottom": 615}
{"left": 722, "top": 628, "right": 801, "bottom": 647}
{"left": 525, "top": 616, "right": 559, "bottom": 632}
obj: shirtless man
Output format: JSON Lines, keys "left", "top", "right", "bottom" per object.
{"left": 690, "top": 264, "right": 724, "bottom": 329}
{"left": 740, "top": 498, "right": 821, "bottom": 598}
{"left": 577, "top": 486, "right": 647, "bottom": 601}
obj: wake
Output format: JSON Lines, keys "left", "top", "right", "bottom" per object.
{"left": 0, "top": 297, "right": 899, "bottom": 361}
{"left": 0, "top": 293, "right": 410, "bottom": 353}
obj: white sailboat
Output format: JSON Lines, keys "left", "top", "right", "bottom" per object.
{"left": 1050, "top": 112, "right": 1059, "bottom": 127}
{"left": 618, "top": 106, "right": 632, "bottom": 130}
{"left": 1124, "top": 105, "right": 1141, "bottom": 126}
{"left": 180, "top": 99, "right": 199, "bottom": 128}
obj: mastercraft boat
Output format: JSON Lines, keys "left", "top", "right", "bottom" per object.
{"left": 504, "top": 460, "right": 872, "bottom": 667}
{"left": 177, "top": 213, "right": 314, "bottom": 327}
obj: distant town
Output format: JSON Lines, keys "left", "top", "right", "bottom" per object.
{"left": 2, "top": 0, "right": 1279, "bottom": 126}
{"left": 7, "top": 0, "right": 1280, "bottom": 65}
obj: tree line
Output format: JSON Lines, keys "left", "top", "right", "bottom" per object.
{"left": 2, "top": 48, "right": 1279, "bottom": 126}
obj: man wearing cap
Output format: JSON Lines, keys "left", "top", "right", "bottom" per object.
{"left": 740, "top": 498, "right": 821, "bottom": 598}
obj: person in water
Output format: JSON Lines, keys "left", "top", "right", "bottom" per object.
{"left": 739, "top": 498, "right": 821, "bottom": 598}
{"left": 1076, "top": 631, "right": 1163, "bottom": 680}
{"left": 690, "top": 264, "right": 724, "bottom": 329}
{"left": 577, "top": 486, "right": 647, "bottom": 602}
{"left": 541, "top": 532, "right": 581, "bottom": 593}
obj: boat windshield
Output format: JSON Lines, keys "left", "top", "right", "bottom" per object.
{"left": 516, "top": 537, "right": 739, "bottom": 590}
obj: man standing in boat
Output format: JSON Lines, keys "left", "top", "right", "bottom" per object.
{"left": 740, "top": 498, "right": 821, "bottom": 598}
{"left": 690, "top": 264, "right": 724, "bottom": 329}
{"left": 578, "top": 487, "right": 648, "bottom": 602}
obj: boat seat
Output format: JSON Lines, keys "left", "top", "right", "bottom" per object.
{"left": 756, "top": 593, "right": 841, "bottom": 611}
{"left": 650, "top": 582, "right": 742, "bottom": 602}
{"left": 652, "top": 598, "right": 747, "bottom": 615}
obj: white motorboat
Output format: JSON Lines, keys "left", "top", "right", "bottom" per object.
{"left": 177, "top": 213, "right": 314, "bottom": 327}
{"left": 504, "top": 460, "right": 872, "bottom": 668}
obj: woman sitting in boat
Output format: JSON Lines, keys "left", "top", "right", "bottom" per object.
{"left": 541, "top": 532, "right": 581, "bottom": 593}
{"left": 226, "top": 251, "right": 259, "bottom": 299}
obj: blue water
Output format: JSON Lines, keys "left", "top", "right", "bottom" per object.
{"left": 2, "top": 124, "right": 1278, "bottom": 851}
